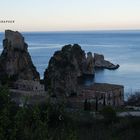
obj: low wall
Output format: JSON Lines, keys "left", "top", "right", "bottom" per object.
{"left": 10, "top": 89, "right": 47, "bottom": 97}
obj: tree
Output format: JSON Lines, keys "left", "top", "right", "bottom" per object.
{"left": 127, "top": 92, "right": 140, "bottom": 106}
{"left": 0, "top": 86, "right": 17, "bottom": 140}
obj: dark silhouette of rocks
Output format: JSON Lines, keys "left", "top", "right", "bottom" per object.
{"left": 0, "top": 30, "right": 40, "bottom": 83}
{"left": 94, "top": 53, "right": 119, "bottom": 70}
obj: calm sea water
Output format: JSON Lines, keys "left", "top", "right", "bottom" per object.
{"left": 1, "top": 30, "right": 140, "bottom": 94}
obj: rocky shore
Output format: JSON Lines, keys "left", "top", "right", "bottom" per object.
{"left": 44, "top": 44, "right": 119, "bottom": 97}
{"left": 0, "top": 30, "right": 120, "bottom": 100}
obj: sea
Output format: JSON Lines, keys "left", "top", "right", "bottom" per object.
{"left": 1, "top": 30, "right": 140, "bottom": 95}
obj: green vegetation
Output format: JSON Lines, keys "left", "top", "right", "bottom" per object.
{"left": 127, "top": 92, "right": 140, "bottom": 106}
{"left": 0, "top": 86, "right": 77, "bottom": 140}
{"left": 0, "top": 86, "right": 140, "bottom": 140}
{"left": 100, "top": 106, "right": 117, "bottom": 123}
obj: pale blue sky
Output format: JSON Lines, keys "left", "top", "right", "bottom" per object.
{"left": 0, "top": 0, "right": 140, "bottom": 31}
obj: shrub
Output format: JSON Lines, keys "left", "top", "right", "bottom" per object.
{"left": 100, "top": 106, "right": 117, "bottom": 123}
{"left": 127, "top": 92, "right": 140, "bottom": 106}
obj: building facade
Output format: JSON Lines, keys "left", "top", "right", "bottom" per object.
{"left": 67, "top": 83, "right": 124, "bottom": 111}
{"left": 13, "top": 80, "right": 44, "bottom": 92}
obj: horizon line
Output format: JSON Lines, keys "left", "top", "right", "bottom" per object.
{"left": 1, "top": 29, "right": 140, "bottom": 33}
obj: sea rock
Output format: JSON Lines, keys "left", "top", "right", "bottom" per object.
{"left": 4, "top": 30, "right": 26, "bottom": 51}
{"left": 83, "top": 52, "right": 95, "bottom": 75}
{"left": 94, "top": 53, "right": 119, "bottom": 70}
{"left": 0, "top": 30, "right": 40, "bottom": 83}
{"left": 44, "top": 44, "right": 91, "bottom": 97}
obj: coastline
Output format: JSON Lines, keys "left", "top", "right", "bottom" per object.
{"left": 1, "top": 30, "right": 140, "bottom": 94}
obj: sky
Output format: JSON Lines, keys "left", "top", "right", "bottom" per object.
{"left": 0, "top": 0, "right": 140, "bottom": 31}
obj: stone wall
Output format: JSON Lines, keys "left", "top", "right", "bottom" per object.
{"left": 13, "top": 80, "right": 44, "bottom": 92}
{"left": 67, "top": 83, "right": 124, "bottom": 110}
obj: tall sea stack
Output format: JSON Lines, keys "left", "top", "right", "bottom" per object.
{"left": 0, "top": 30, "right": 40, "bottom": 83}
{"left": 44, "top": 44, "right": 95, "bottom": 97}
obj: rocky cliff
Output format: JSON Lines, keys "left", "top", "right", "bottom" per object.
{"left": 0, "top": 30, "right": 40, "bottom": 83}
{"left": 44, "top": 44, "right": 95, "bottom": 97}
{"left": 84, "top": 52, "right": 95, "bottom": 75}
{"left": 94, "top": 53, "right": 119, "bottom": 70}
{"left": 44, "top": 44, "right": 120, "bottom": 97}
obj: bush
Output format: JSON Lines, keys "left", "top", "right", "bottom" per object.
{"left": 127, "top": 92, "right": 140, "bottom": 106}
{"left": 100, "top": 106, "right": 117, "bottom": 123}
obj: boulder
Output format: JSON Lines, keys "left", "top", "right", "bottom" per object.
{"left": 94, "top": 53, "right": 119, "bottom": 70}
{"left": 0, "top": 30, "right": 40, "bottom": 83}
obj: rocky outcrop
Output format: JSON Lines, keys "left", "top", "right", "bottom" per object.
{"left": 94, "top": 53, "right": 119, "bottom": 70}
{"left": 83, "top": 52, "right": 95, "bottom": 75}
{"left": 0, "top": 30, "right": 40, "bottom": 83}
{"left": 44, "top": 44, "right": 95, "bottom": 97}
